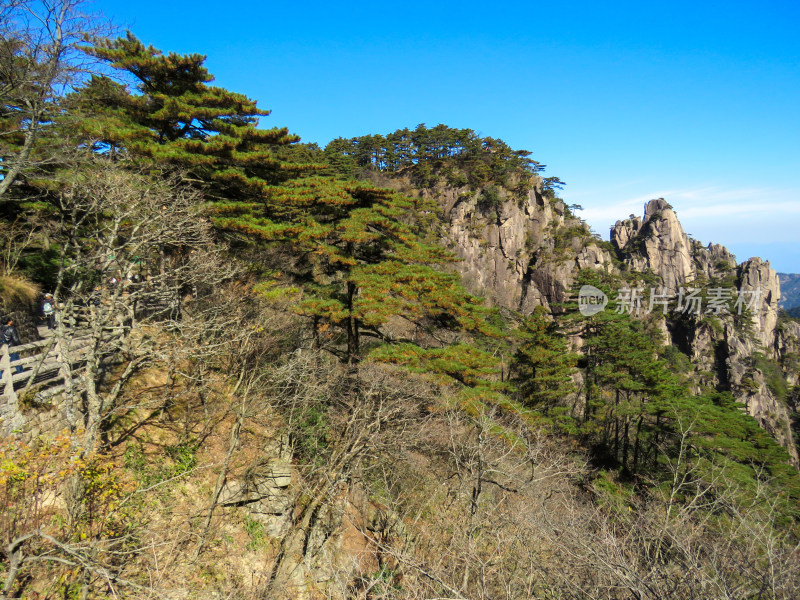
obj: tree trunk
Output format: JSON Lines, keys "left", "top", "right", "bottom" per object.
{"left": 632, "top": 415, "right": 643, "bottom": 473}
{"left": 0, "top": 111, "right": 38, "bottom": 199}
{"left": 346, "top": 281, "right": 359, "bottom": 364}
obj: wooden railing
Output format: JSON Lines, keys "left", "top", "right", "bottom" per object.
{"left": 1, "top": 301, "right": 157, "bottom": 408}
{"left": 0, "top": 333, "right": 93, "bottom": 404}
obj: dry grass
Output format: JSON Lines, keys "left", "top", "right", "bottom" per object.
{"left": 0, "top": 273, "right": 40, "bottom": 311}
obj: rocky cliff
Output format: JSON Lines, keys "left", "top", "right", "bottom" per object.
{"left": 394, "top": 177, "right": 800, "bottom": 464}
{"left": 380, "top": 175, "right": 613, "bottom": 314}
{"left": 611, "top": 198, "right": 695, "bottom": 289}
{"left": 627, "top": 208, "right": 798, "bottom": 467}
{"left": 608, "top": 200, "right": 797, "bottom": 459}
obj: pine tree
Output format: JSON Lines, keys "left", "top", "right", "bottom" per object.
{"left": 563, "top": 270, "right": 800, "bottom": 496}
{"left": 213, "top": 177, "right": 496, "bottom": 363}
{"left": 78, "top": 33, "right": 306, "bottom": 200}
{"left": 323, "top": 124, "right": 547, "bottom": 191}
{"left": 14, "top": 35, "right": 519, "bottom": 364}
{"left": 76, "top": 36, "right": 498, "bottom": 365}
{"left": 511, "top": 306, "right": 577, "bottom": 411}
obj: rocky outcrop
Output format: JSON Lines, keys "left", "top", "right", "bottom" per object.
{"left": 612, "top": 200, "right": 743, "bottom": 292}
{"left": 376, "top": 173, "right": 614, "bottom": 314}
{"left": 718, "top": 320, "right": 799, "bottom": 464}
{"left": 738, "top": 257, "right": 781, "bottom": 354}
{"left": 430, "top": 180, "right": 613, "bottom": 313}
{"left": 693, "top": 242, "right": 737, "bottom": 280}
{"left": 218, "top": 434, "right": 293, "bottom": 535}
{"left": 779, "top": 319, "right": 800, "bottom": 388}
{"left": 378, "top": 171, "right": 800, "bottom": 464}
{"left": 612, "top": 201, "right": 796, "bottom": 462}
{"left": 611, "top": 198, "right": 694, "bottom": 289}
{"left": 610, "top": 215, "right": 643, "bottom": 250}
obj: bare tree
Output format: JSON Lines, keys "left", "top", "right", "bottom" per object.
{"left": 299, "top": 402, "right": 588, "bottom": 600}
{"left": 45, "top": 162, "right": 233, "bottom": 454}
{"left": 0, "top": 0, "right": 107, "bottom": 198}
{"left": 533, "top": 417, "right": 800, "bottom": 600}
{"left": 0, "top": 161, "right": 252, "bottom": 599}
{"left": 249, "top": 356, "right": 435, "bottom": 598}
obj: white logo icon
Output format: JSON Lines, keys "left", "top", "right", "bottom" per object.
{"left": 579, "top": 285, "right": 608, "bottom": 316}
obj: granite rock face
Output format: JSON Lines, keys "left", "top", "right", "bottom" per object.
{"left": 429, "top": 185, "right": 799, "bottom": 464}
{"left": 708, "top": 320, "right": 798, "bottom": 464}
{"left": 694, "top": 242, "right": 738, "bottom": 280}
{"left": 779, "top": 319, "right": 800, "bottom": 389}
{"left": 738, "top": 257, "right": 782, "bottom": 354}
{"left": 611, "top": 198, "right": 694, "bottom": 289}
{"left": 217, "top": 434, "right": 293, "bottom": 535}
{"left": 608, "top": 200, "right": 796, "bottom": 463}
{"left": 388, "top": 175, "right": 613, "bottom": 314}
{"left": 611, "top": 200, "right": 785, "bottom": 358}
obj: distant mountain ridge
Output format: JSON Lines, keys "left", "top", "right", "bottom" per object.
{"left": 778, "top": 272, "right": 800, "bottom": 312}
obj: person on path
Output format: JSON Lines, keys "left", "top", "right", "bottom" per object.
{"left": 1, "top": 317, "right": 24, "bottom": 378}
{"left": 41, "top": 293, "right": 56, "bottom": 329}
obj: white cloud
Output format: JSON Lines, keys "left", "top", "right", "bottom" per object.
{"left": 574, "top": 185, "right": 800, "bottom": 246}
{"left": 681, "top": 200, "right": 800, "bottom": 219}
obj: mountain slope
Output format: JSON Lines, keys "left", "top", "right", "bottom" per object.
{"left": 779, "top": 272, "right": 800, "bottom": 310}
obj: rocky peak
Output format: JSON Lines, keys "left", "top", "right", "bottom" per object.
{"left": 412, "top": 177, "right": 798, "bottom": 463}
{"left": 643, "top": 197, "right": 672, "bottom": 219}
{"left": 738, "top": 257, "right": 781, "bottom": 354}
{"left": 610, "top": 215, "right": 643, "bottom": 249}
{"left": 612, "top": 198, "right": 694, "bottom": 289}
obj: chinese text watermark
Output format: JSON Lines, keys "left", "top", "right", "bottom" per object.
{"left": 578, "top": 286, "right": 762, "bottom": 317}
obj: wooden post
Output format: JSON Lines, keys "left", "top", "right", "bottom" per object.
{"left": 56, "top": 338, "right": 73, "bottom": 394}
{"left": 1, "top": 343, "right": 15, "bottom": 402}
{"left": 55, "top": 338, "right": 76, "bottom": 429}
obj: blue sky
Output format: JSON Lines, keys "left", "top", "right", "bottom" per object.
{"left": 97, "top": 0, "right": 800, "bottom": 272}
